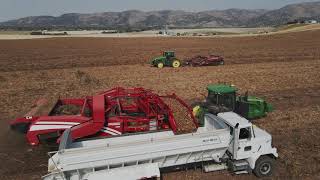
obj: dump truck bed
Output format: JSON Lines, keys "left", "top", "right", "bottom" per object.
{"left": 44, "top": 114, "right": 231, "bottom": 180}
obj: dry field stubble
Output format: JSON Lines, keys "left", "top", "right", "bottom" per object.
{"left": 0, "top": 29, "right": 319, "bottom": 179}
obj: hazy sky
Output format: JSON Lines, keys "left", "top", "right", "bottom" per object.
{"left": 0, "top": 0, "right": 319, "bottom": 22}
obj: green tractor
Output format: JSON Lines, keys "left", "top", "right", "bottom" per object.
{"left": 193, "top": 84, "right": 273, "bottom": 124}
{"left": 151, "top": 51, "right": 181, "bottom": 68}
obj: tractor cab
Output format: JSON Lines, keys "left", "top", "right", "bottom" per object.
{"left": 163, "top": 51, "right": 175, "bottom": 59}
{"left": 206, "top": 84, "right": 237, "bottom": 112}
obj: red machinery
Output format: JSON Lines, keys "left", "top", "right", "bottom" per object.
{"left": 10, "top": 87, "right": 197, "bottom": 146}
{"left": 184, "top": 55, "right": 224, "bottom": 66}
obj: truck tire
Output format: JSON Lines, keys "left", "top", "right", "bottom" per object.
{"left": 172, "top": 60, "right": 181, "bottom": 68}
{"left": 220, "top": 60, "right": 224, "bottom": 65}
{"left": 253, "top": 156, "right": 275, "bottom": 177}
{"left": 157, "top": 62, "right": 164, "bottom": 68}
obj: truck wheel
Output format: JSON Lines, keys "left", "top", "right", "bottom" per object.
{"left": 157, "top": 62, "right": 164, "bottom": 68}
{"left": 220, "top": 61, "right": 224, "bottom": 65}
{"left": 172, "top": 60, "right": 181, "bottom": 68}
{"left": 253, "top": 156, "right": 275, "bottom": 177}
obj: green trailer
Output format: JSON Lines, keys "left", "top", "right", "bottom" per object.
{"left": 151, "top": 51, "right": 181, "bottom": 68}
{"left": 193, "top": 84, "right": 273, "bottom": 123}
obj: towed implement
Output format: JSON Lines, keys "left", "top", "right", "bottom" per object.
{"left": 10, "top": 87, "right": 197, "bottom": 146}
{"left": 184, "top": 54, "right": 224, "bottom": 66}
{"left": 43, "top": 112, "right": 278, "bottom": 180}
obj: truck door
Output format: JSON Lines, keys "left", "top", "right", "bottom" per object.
{"left": 236, "top": 127, "right": 254, "bottom": 159}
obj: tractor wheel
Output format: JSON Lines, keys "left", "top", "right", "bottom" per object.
{"left": 172, "top": 60, "right": 181, "bottom": 68}
{"left": 253, "top": 156, "right": 275, "bottom": 177}
{"left": 157, "top": 62, "right": 164, "bottom": 68}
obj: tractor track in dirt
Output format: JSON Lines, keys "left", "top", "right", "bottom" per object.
{"left": 0, "top": 30, "right": 320, "bottom": 179}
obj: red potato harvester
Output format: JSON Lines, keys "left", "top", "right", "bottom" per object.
{"left": 10, "top": 87, "right": 197, "bottom": 146}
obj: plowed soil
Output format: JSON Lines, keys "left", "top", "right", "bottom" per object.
{"left": 0, "top": 29, "right": 319, "bottom": 180}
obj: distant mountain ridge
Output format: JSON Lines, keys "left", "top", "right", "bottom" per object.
{"left": 1, "top": 1, "right": 320, "bottom": 29}
{"left": 248, "top": 1, "right": 320, "bottom": 26}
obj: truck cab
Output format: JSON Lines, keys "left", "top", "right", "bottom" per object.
{"left": 217, "top": 112, "right": 278, "bottom": 176}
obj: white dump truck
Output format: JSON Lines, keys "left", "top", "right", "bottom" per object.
{"left": 43, "top": 112, "right": 278, "bottom": 180}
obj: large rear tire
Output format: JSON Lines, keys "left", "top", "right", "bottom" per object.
{"left": 172, "top": 60, "right": 181, "bottom": 68}
{"left": 253, "top": 156, "right": 275, "bottom": 177}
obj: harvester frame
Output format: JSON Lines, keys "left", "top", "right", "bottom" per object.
{"left": 10, "top": 87, "right": 197, "bottom": 146}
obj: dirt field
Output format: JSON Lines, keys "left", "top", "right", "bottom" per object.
{"left": 0, "top": 29, "right": 319, "bottom": 180}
